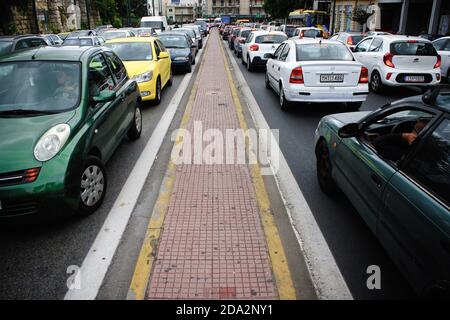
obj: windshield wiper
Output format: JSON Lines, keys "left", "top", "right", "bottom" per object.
{"left": 0, "top": 109, "right": 55, "bottom": 116}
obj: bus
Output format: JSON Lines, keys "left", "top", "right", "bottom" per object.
{"left": 288, "top": 9, "right": 330, "bottom": 36}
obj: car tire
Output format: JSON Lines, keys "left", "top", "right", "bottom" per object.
{"left": 346, "top": 101, "right": 362, "bottom": 111}
{"left": 127, "top": 104, "right": 142, "bottom": 141}
{"left": 247, "top": 55, "right": 254, "bottom": 72}
{"left": 167, "top": 70, "right": 173, "bottom": 87}
{"left": 279, "top": 85, "right": 290, "bottom": 111}
{"left": 77, "top": 156, "right": 107, "bottom": 216}
{"left": 242, "top": 55, "right": 246, "bottom": 65}
{"left": 316, "top": 141, "right": 337, "bottom": 195}
{"left": 265, "top": 72, "right": 271, "bottom": 89}
{"left": 370, "top": 71, "right": 384, "bottom": 94}
{"left": 186, "top": 62, "right": 192, "bottom": 73}
{"left": 154, "top": 78, "right": 162, "bottom": 105}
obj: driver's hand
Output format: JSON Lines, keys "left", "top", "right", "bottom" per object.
{"left": 402, "top": 133, "right": 417, "bottom": 145}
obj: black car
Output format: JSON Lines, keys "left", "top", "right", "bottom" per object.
{"left": 0, "top": 35, "right": 49, "bottom": 57}
{"left": 158, "top": 33, "right": 196, "bottom": 73}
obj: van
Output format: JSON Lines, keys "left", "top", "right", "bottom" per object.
{"left": 140, "top": 16, "right": 169, "bottom": 33}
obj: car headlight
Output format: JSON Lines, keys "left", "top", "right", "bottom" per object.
{"left": 34, "top": 124, "right": 71, "bottom": 162}
{"left": 174, "top": 56, "right": 189, "bottom": 61}
{"left": 132, "top": 71, "right": 153, "bottom": 83}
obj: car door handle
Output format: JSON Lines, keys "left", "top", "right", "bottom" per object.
{"left": 278, "top": 67, "right": 280, "bottom": 71}
{"left": 371, "top": 173, "right": 382, "bottom": 188}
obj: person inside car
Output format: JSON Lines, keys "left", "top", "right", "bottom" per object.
{"left": 372, "top": 120, "right": 428, "bottom": 162}
{"left": 54, "top": 67, "right": 78, "bottom": 102}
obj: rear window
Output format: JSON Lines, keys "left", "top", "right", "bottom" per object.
{"left": 285, "top": 27, "right": 297, "bottom": 37}
{"left": 349, "top": 35, "right": 365, "bottom": 45}
{"left": 63, "top": 38, "right": 93, "bottom": 46}
{"left": 240, "top": 30, "right": 251, "bottom": 38}
{"left": 296, "top": 43, "right": 354, "bottom": 61}
{"left": 390, "top": 41, "right": 437, "bottom": 56}
{"left": 0, "top": 41, "right": 13, "bottom": 56}
{"left": 255, "top": 34, "right": 287, "bottom": 44}
{"left": 302, "top": 29, "right": 323, "bottom": 38}
{"left": 15, "top": 38, "right": 47, "bottom": 50}
{"left": 103, "top": 32, "right": 127, "bottom": 40}
{"left": 140, "top": 21, "right": 163, "bottom": 29}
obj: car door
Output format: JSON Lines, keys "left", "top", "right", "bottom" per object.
{"left": 352, "top": 37, "right": 374, "bottom": 69}
{"left": 267, "top": 43, "right": 285, "bottom": 88}
{"left": 104, "top": 51, "right": 135, "bottom": 139}
{"left": 274, "top": 43, "right": 291, "bottom": 86}
{"left": 364, "top": 37, "right": 384, "bottom": 74}
{"left": 88, "top": 53, "right": 122, "bottom": 160}
{"left": 378, "top": 116, "right": 450, "bottom": 293}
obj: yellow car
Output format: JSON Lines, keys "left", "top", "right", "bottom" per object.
{"left": 105, "top": 37, "right": 172, "bottom": 104}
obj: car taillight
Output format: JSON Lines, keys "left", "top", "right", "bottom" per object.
{"left": 383, "top": 52, "right": 395, "bottom": 68}
{"left": 23, "top": 168, "right": 40, "bottom": 183}
{"left": 290, "top": 67, "right": 304, "bottom": 84}
{"left": 359, "top": 66, "right": 369, "bottom": 83}
{"left": 347, "top": 36, "right": 353, "bottom": 45}
{"left": 434, "top": 55, "right": 441, "bottom": 69}
{"left": 250, "top": 44, "right": 259, "bottom": 51}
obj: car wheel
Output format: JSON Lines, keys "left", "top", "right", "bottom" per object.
{"left": 265, "top": 72, "right": 271, "bottom": 89}
{"left": 370, "top": 71, "right": 384, "bottom": 94}
{"left": 242, "top": 55, "right": 246, "bottom": 65}
{"left": 186, "top": 62, "right": 192, "bottom": 73}
{"left": 154, "top": 78, "right": 161, "bottom": 105}
{"left": 77, "top": 156, "right": 107, "bottom": 216}
{"left": 127, "top": 104, "right": 142, "bottom": 141}
{"left": 316, "top": 141, "right": 337, "bottom": 195}
{"left": 279, "top": 85, "right": 290, "bottom": 111}
{"left": 247, "top": 55, "right": 254, "bottom": 72}
{"left": 167, "top": 70, "right": 173, "bottom": 87}
{"left": 346, "top": 102, "right": 362, "bottom": 111}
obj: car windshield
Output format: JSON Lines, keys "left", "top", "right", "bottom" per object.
{"left": 302, "top": 29, "right": 323, "bottom": 38}
{"left": 141, "top": 21, "right": 163, "bottom": 29}
{"left": 105, "top": 42, "right": 153, "bottom": 61}
{"left": 296, "top": 43, "right": 354, "bottom": 61}
{"left": 0, "top": 41, "right": 13, "bottom": 56}
{"left": 285, "top": 26, "right": 297, "bottom": 37}
{"left": 255, "top": 34, "right": 287, "bottom": 44}
{"left": 349, "top": 35, "right": 365, "bottom": 45}
{"left": 63, "top": 38, "right": 93, "bottom": 46}
{"left": 173, "top": 29, "right": 195, "bottom": 38}
{"left": 159, "top": 35, "right": 188, "bottom": 48}
{"left": 103, "top": 31, "right": 127, "bottom": 40}
{"left": 0, "top": 61, "right": 81, "bottom": 114}
{"left": 436, "top": 93, "right": 450, "bottom": 108}
{"left": 390, "top": 41, "right": 437, "bottom": 56}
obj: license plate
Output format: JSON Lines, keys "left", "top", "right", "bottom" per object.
{"left": 404, "top": 75, "right": 425, "bottom": 82}
{"left": 320, "top": 74, "right": 344, "bottom": 83}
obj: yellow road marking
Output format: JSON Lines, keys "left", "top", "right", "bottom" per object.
{"left": 127, "top": 43, "right": 207, "bottom": 300}
{"left": 219, "top": 40, "right": 297, "bottom": 300}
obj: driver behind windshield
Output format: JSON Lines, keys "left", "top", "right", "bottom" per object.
{"left": 54, "top": 66, "right": 78, "bottom": 102}
{"left": 372, "top": 120, "right": 428, "bottom": 162}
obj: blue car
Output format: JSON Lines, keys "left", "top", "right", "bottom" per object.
{"left": 315, "top": 86, "right": 450, "bottom": 297}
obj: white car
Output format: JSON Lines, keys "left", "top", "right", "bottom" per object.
{"left": 241, "top": 31, "right": 287, "bottom": 72}
{"left": 432, "top": 36, "right": 450, "bottom": 79}
{"left": 265, "top": 39, "right": 369, "bottom": 110}
{"left": 291, "top": 27, "right": 324, "bottom": 39}
{"left": 352, "top": 35, "right": 441, "bottom": 93}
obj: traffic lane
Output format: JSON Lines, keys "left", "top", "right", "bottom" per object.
{"left": 0, "top": 74, "right": 186, "bottom": 300}
{"left": 229, "top": 52, "right": 416, "bottom": 299}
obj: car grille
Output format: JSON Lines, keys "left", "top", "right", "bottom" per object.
{"left": 0, "top": 168, "right": 41, "bottom": 187}
{"left": 0, "top": 200, "right": 39, "bottom": 217}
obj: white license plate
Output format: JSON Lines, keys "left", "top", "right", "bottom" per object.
{"left": 320, "top": 74, "right": 344, "bottom": 83}
{"left": 404, "top": 75, "right": 425, "bottom": 82}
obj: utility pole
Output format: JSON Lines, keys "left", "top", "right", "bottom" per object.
{"left": 85, "top": 0, "right": 91, "bottom": 29}
{"left": 32, "top": 0, "right": 40, "bottom": 34}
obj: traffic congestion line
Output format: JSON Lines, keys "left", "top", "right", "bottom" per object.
{"left": 64, "top": 36, "right": 209, "bottom": 300}
{"left": 219, "top": 40, "right": 296, "bottom": 299}
{"left": 127, "top": 42, "right": 208, "bottom": 300}
{"left": 224, "top": 42, "right": 353, "bottom": 300}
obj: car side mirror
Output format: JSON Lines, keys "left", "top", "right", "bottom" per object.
{"left": 338, "top": 123, "right": 359, "bottom": 138}
{"left": 93, "top": 90, "right": 116, "bottom": 103}
{"left": 266, "top": 53, "right": 274, "bottom": 59}
{"left": 158, "top": 52, "right": 170, "bottom": 59}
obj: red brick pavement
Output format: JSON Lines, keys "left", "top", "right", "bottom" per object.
{"left": 146, "top": 30, "right": 278, "bottom": 299}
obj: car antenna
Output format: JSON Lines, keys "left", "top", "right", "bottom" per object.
{"left": 31, "top": 46, "right": 42, "bottom": 60}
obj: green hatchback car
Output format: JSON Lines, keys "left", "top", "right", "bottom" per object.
{"left": 0, "top": 46, "right": 142, "bottom": 218}
{"left": 315, "top": 86, "right": 450, "bottom": 297}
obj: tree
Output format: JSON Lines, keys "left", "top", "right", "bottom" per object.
{"left": 351, "top": 5, "right": 374, "bottom": 28}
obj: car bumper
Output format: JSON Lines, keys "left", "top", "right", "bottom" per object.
{"left": 379, "top": 69, "right": 441, "bottom": 86}
{"left": 137, "top": 80, "right": 157, "bottom": 101}
{"left": 284, "top": 84, "right": 369, "bottom": 103}
{"left": 250, "top": 56, "right": 268, "bottom": 66}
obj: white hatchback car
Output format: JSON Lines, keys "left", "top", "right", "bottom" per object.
{"left": 291, "top": 27, "right": 324, "bottom": 39}
{"left": 241, "top": 31, "right": 287, "bottom": 72}
{"left": 432, "top": 36, "right": 450, "bottom": 79}
{"left": 352, "top": 35, "right": 441, "bottom": 93}
{"left": 265, "top": 39, "right": 369, "bottom": 110}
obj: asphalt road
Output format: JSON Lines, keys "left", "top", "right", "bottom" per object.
{"left": 228, "top": 44, "right": 419, "bottom": 299}
{"left": 0, "top": 73, "right": 187, "bottom": 300}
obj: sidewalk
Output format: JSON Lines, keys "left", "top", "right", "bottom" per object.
{"left": 129, "top": 30, "right": 295, "bottom": 300}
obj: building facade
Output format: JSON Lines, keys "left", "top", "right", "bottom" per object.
{"left": 205, "top": 0, "right": 266, "bottom": 19}
{"left": 166, "top": 2, "right": 201, "bottom": 23}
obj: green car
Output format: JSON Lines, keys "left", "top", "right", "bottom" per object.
{"left": 315, "top": 87, "right": 450, "bottom": 297}
{"left": 0, "top": 46, "right": 142, "bottom": 218}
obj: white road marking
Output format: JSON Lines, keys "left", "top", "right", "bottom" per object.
{"left": 225, "top": 47, "right": 353, "bottom": 300}
{"left": 64, "top": 37, "right": 208, "bottom": 300}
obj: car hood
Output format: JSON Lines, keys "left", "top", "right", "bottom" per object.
{"left": 167, "top": 48, "right": 190, "bottom": 58}
{"left": 0, "top": 110, "right": 75, "bottom": 173}
{"left": 322, "top": 111, "right": 371, "bottom": 133}
{"left": 122, "top": 61, "right": 155, "bottom": 77}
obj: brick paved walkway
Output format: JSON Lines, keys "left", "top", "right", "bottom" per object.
{"left": 146, "top": 30, "right": 278, "bottom": 299}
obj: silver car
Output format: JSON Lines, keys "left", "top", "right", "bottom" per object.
{"left": 432, "top": 36, "right": 450, "bottom": 79}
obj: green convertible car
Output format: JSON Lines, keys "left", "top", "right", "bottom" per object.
{"left": 315, "top": 86, "right": 450, "bottom": 297}
{"left": 0, "top": 46, "right": 142, "bottom": 218}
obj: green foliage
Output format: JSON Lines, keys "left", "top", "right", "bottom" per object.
{"left": 351, "top": 5, "right": 375, "bottom": 25}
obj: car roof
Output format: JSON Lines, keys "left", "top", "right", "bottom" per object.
{"left": 291, "top": 38, "right": 344, "bottom": 45}
{"left": 0, "top": 34, "right": 44, "bottom": 41}
{"left": 0, "top": 46, "right": 102, "bottom": 62}
{"left": 106, "top": 36, "right": 156, "bottom": 43}
{"left": 373, "top": 34, "right": 431, "bottom": 42}
{"left": 433, "top": 36, "right": 450, "bottom": 42}
{"left": 251, "top": 30, "right": 285, "bottom": 35}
